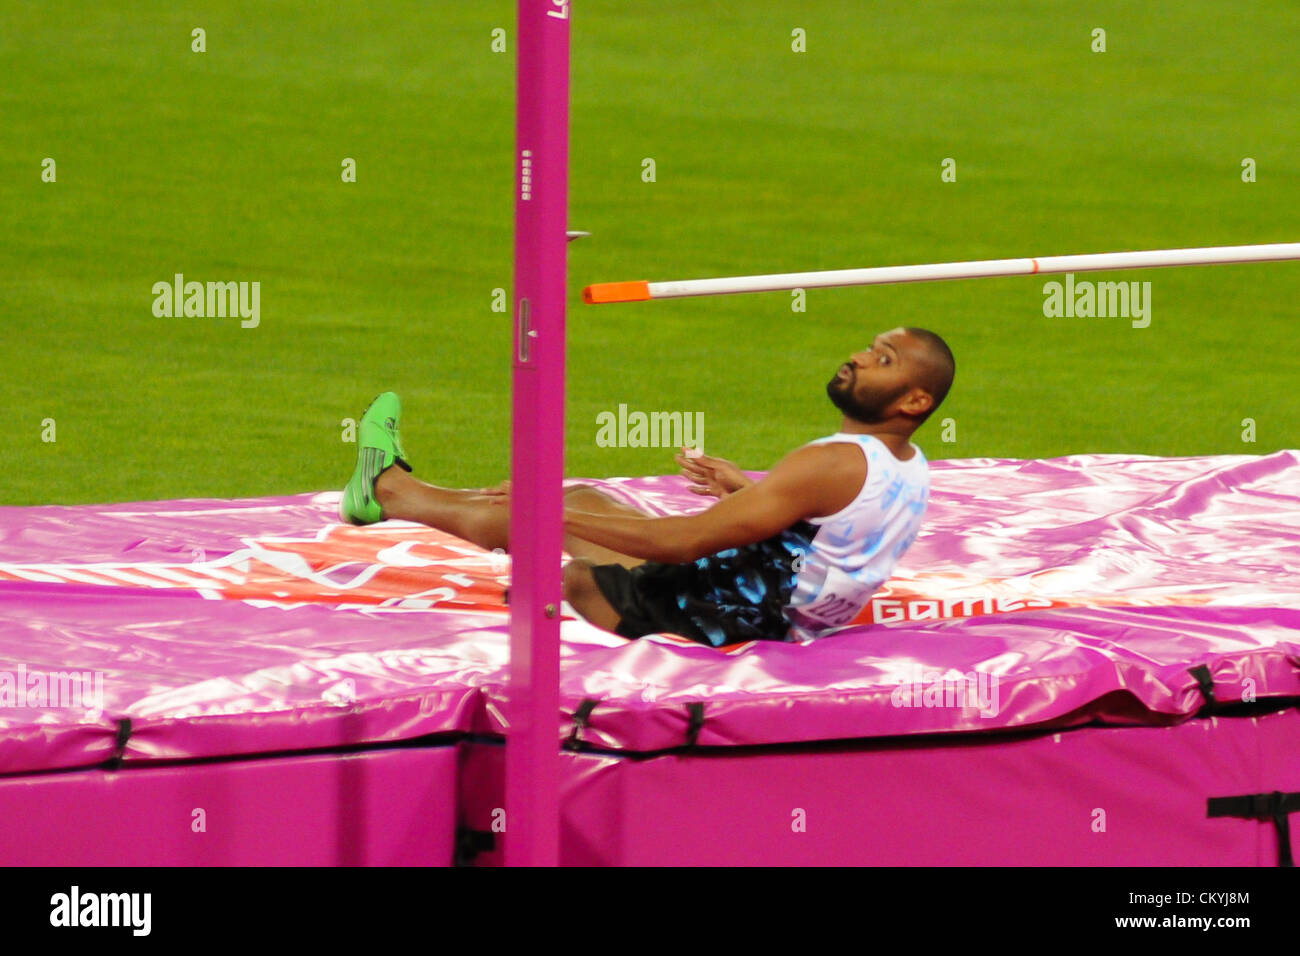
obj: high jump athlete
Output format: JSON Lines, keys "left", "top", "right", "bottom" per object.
{"left": 339, "top": 326, "right": 954, "bottom": 646}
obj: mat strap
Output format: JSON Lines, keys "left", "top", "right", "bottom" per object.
{"left": 1207, "top": 790, "right": 1300, "bottom": 867}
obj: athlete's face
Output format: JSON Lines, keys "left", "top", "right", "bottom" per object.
{"left": 826, "top": 328, "right": 923, "bottom": 424}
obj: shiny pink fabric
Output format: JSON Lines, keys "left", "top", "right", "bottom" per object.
{"left": 459, "top": 708, "right": 1300, "bottom": 865}
{"left": 0, "top": 452, "right": 1296, "bottom": 775}
{"left": 0, "top": 746, "right": 458, "bottom": 865}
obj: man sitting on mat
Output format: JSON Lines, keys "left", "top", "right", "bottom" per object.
{"left": 339, "top": 326, "right": 954, "bottom": 646}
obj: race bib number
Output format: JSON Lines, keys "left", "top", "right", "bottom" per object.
{"left": 795, "top": 565, "right": 877, "bottom": 628}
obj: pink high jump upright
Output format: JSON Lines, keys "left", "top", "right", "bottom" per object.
{"left": 508, "top": 0, "right": 571, "bottom": 866}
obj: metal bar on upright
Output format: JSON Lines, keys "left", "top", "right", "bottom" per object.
{"left": 507, "top": 0, "right": 570, "bottom": 867}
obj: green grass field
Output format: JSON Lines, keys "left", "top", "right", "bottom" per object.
{"left": 2, "top": 1, "right": 1297, "bottom": 505}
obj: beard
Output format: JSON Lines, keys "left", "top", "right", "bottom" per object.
{"left": 826, "top": 366, "right": 910, "bottom": 424}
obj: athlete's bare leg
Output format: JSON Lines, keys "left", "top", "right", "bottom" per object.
{"left": 373, "top": 467, "right": 647, "bottom": 569}
{"left": 372, "top": 469, "right": 646, "bottom": 631}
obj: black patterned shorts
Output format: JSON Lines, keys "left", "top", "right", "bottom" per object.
{"left": 589, "top": 519, "right": 816, "bottom": 647}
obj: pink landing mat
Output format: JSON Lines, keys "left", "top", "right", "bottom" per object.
{"left": 460, "top": 706, "right": 1300, "bottom": 866}
{"left": 0, "top": 745, "right": 458, "bottom": 866}
{"left": 1, "top": 451, "right": 1298, "bottom": 774}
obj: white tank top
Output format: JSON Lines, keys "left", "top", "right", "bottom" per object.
{"left": 784, "top": 432, "right": 930, "bottom": 640}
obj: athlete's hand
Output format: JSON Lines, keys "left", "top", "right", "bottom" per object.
{"left": 675, "top": 448, "right": 754, "bottom": 498}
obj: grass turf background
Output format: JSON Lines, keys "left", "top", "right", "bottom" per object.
{"left": 2, "top": 1, "right": 1296, "bottom": 505}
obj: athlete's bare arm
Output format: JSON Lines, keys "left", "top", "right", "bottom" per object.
{"left": 563, "top": 443, "right": 867, "bottom": 564}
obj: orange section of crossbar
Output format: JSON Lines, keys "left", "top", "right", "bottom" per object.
{"left": 582, "top": 280, "right": 651, "bottom": 304}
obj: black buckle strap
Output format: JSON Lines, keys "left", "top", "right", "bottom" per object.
{"left": 684, "top": 702, "right": 705, "bottom": 748}
{"left": 106, "top": 718, "right": 132, "bottom": 769}
{"left": 452, "top": 826, "right": 496, "bottom": 867}
{"left": 1207, "top": 790, "right": 1300, "bottom": 867}
{"left": 564, "top": 697, "right": 599, "bottom": 751}
{"left": 1188, "top": 664, "right": 1216, "bottom": 713}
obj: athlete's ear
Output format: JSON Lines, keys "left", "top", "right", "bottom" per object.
{"left": 900, "top": 388, "right": 934, "bottom": 417}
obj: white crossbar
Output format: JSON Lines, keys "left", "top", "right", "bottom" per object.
{"left": 583, "top": 242, "right": 1300, "bottom": 303}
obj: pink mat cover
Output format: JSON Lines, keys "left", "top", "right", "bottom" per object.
{"left": 1, "top": 452, "right": 1296, "bottom": 771}
{"left": 460, "top": 707, "right": 1300, "bottom": 866}
{"left": 0, "top": 746, "right": 457, "bottom": 866}
{"left": 1, "top": 451, "right": 1297, "bottom": 864}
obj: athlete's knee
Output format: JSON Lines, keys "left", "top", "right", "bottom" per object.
{"left": 565, "top": 484, "right": 636, "bottom": 513}
{"left": 563, "top": 558, "right": 624, "bottom": 631}
{"left": 561, "top": 558, "right": 597, "bottom": 603}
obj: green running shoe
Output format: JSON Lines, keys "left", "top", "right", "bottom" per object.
{"left": 339, "top": 392, "right": 413, "bottom": 525}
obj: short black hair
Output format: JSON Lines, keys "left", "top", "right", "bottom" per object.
{"left": 902, "top": 327, "right": 955, "bottom": 423}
